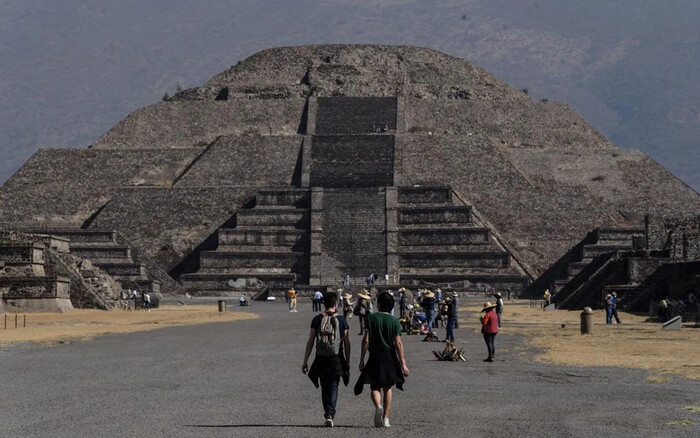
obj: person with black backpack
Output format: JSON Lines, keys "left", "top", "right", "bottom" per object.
{"left": 302, "top": 292, "right": 351, "bottom": 427}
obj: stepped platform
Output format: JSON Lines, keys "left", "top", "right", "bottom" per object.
{"left": 180, "top": 272, "right": 297, "bottom": 292}
{"left": 397, "top": 205, "right": 472, "bottom": 225}
{"left": 217, "top": 229, "right": 307, "bottom": 246}
{"left": 582, "top": 244, "right": 632, "bottom": 260}
{"left": 92, "top": 262, "right": 146, "bottom": 277}
{"left": 397, "top": 186, "right": 452, "bottom": 204}
{"left": 236, "top": 208, "right": 309, "bottom": 228}
{"left": 398, "top": 227, "right": 490, "bottom": 245}
{"left": 199, "top": 251, "right": 307, "bottom": 270}
{"left": 399, "top": 271, "right": 530, "bottom": 289}
{"left": 23, "top": 229, "right": 117, "bottom": 243}
{"left": 399, "top": 251, "right": 510, "bottom": 269}
{"left": 256, "top": 188, "right": 310, "bottom": 207}
{"left": 596, "top": 228, "right": 645, "bottom": 243}
{"left": 69, "top": 245, "right": 131, "bottom": 261}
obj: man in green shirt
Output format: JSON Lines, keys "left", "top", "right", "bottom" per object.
{"left": 355, "top": 292, "right": 410, "bottom": 428}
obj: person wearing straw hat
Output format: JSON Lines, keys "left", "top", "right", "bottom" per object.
{"left": 493, "top": 292, "right": 504, "bottom": 328}
{"left": 443, "top": 296, "right": 457, "bottom": 342}
{"left": 421, "top": 290, "right": 436, "bottom": 331}
{"left": 342, "top": 292, "right": 354, "bottom": 320}
{"left": 480, "top": 302, "right": 499, "bottom": 362}
{"left": 355, "top": 291, "right": 372, "bottom": 335}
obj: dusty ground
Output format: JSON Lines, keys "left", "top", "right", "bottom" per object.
{"left": 462, "top": 300, "right": 700, "bottom": 379}
{"left": 0, "top": 305, "right": 258, "bottom": 347}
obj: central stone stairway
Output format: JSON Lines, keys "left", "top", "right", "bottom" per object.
{"left": 179, "top": 188, "right": 310, "bottom": 296}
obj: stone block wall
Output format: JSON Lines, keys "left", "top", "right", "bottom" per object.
{"left": 395, "top": 134, "right": 614, "bottom": 274}
{"left": 314, "top": 97, "right": 397, "bottom": 134}
{"left": 319, "top": 188, "right": 387, "bottom": 281}
{"left": 92, "top": 99, "right": 306, "bottom": 149}
{"left": 0, "top": 149, "right": 200, "bottom": 225}
{"left": 310, "top": 135, "right": 394, "bottom": 187}
{"left": 88, "top": 187, "right": 253, "bottom": 271}
{"left": 173, "top": 136, "right": 303, "bottom": 187}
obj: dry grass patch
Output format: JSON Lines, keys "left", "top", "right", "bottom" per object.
{"left": 645, "top": 376, "right": 671, "bottom": 383}
{"left": 459, "top": 301, "right": 700, "bottom": 379}
{"left": 684, "top": 406, "right": 700, "bottom": 414}
{"left": 0, "top": 305, "right": 258, "bottom": 347}
{"left": 667, "top": 419, "right": 695, "bottom": 426}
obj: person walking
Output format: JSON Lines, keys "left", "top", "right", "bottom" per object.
{"left": 480, "top": 302, "right": 498, "bottom": 362}
{"left": 355, "top": 291, "right": 372, "bottom": 335}
{"left": 451, "top": 292, "right": 460, "bottom": 328}
{"left": 343, "top": 293, "right": 354, "bottom": 319}
{"left": 142, "top": 291, "right": 151, "bottom": 312}
{"left": 313, "top": 290, "right": 324, "bottom": 312}
{"left": 421, "top": 290, "right": 436, "bottom": 330}
{"left": 543, "top": 289, "right": 551, "bottom": 307}
{"left": 355, "top": 292, "right": 410, "bottom": 428}
{"left": 443, "top": 296, "right": 457, "bottom": 342}
{"left": 494, "top": 292, "right": 504, "bottom": 328}
{"left": 288, "top": 288, "right": 298, "bottom": 312}
{"left": 607, "top": 292, "right": 622, "bottom": 324}
{"left": 302, "top": 293, "right": 351, "bottom": 427}
{"left": 398, "top": 288, "right": 407, "bottom": 318}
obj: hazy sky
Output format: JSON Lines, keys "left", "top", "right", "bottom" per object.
{"left": 1, "top": 0, "right": 698, "bottom": 191}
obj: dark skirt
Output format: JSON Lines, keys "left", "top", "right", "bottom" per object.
{"left": 354, "top": 350, "right": 405, "bottom": 395}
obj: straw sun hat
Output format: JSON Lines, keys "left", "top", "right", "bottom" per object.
{"left": 358, "top": 291, "right": 371, "bottom": 300}
{"left": 482, "top": 302, "right": 496, "bottom": 312}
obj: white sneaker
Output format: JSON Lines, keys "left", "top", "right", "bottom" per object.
{"left": 382, "top": 417, "right": 390, "bottom": 427}
{"left": 374, "top": 406, "right": 384, "bottom": 427}
{"left": 324, "top": 418, "right": 333, "bottom": 427}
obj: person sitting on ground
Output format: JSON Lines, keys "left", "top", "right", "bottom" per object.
{"left": 355, "top": 291, "right": 410, "bottom": 428}
{"left": 302, "top": 292, "right": 351, "bottom": 427}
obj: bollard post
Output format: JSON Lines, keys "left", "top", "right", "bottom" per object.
{"left": 218, "top": 300, "right": 226, "bottom": 313}
{"left": 580, "top": 307, "right": 594, "bottom": 335}
{"left": 15, "top": 314, "right": 18, "bottom": 328}
{"left": 24, "top": 314, "right": 26, "bottom": 328}
{"left": 4, "top": 314, "right": 6, "bottom": 329}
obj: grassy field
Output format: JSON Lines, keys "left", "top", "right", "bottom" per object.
{"left": 461, "top": 301, "right": 700, "bottom": 379}
{"left": 0, "top": 305, "right": 258, "bottom": 347}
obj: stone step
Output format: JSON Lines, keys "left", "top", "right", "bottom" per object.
{"left": 92, "top": 262, "right": 146, "bottom": 277}
{"left": 236, "top": 208, "right": 309, "bottom": 228}
{"left": 596, "top": 228, "right": 644, "bottom": 243}
{"left": 24, "top": 229, "right": 117, "bottom": 243}
{"left": 581, "top": 244, "right": 632, "bottom": 259}
{"left": 180, "top": 272, "right": 297, "bottom": 292}
{"left": 215, "top": 245, "right": 305, "bottom": 253}
{"left": 256, "top": 189, "right": 310, "bottom": 207}
{"left": 398, "top": 227, "right": 490, "bottom": 246}
{"left": 218, "top": 228, "right": 308, "bottom": 246}
{"left": 199, "top": 251, "right": 308, "bottom": 270}
{"left": 399, "top": 252, "right": 510, "bottom": 269}
{"left": 399, "top": 271, "right": 530, "bottom": 289}
{"left": 567, "top": 262, "right": 590, "bottom": 277}
{"left": 397, "top": 205, "right": 472, "bottom": 225}
{"left": 70, "top": 245, "right": 132, "bottom": 261}
{"left": 397, "top": 186, "right": 452, "bottom": 205}
{"left": 398, "top": 244, "right": 500, "bottom": 252}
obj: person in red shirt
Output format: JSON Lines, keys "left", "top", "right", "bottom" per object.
{"left": 480, "top": 302, "right": 499, "bottom": 362}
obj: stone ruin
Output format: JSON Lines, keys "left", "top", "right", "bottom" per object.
{"left": 0, "top": 45, "right": 698, "bottom": 311}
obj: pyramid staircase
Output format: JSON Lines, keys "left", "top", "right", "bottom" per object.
{"left": 395, "top": 186, "right": 530, "bottom": 291}
{"left": 179, "top": 188, "right": 310, "bottom": 296}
